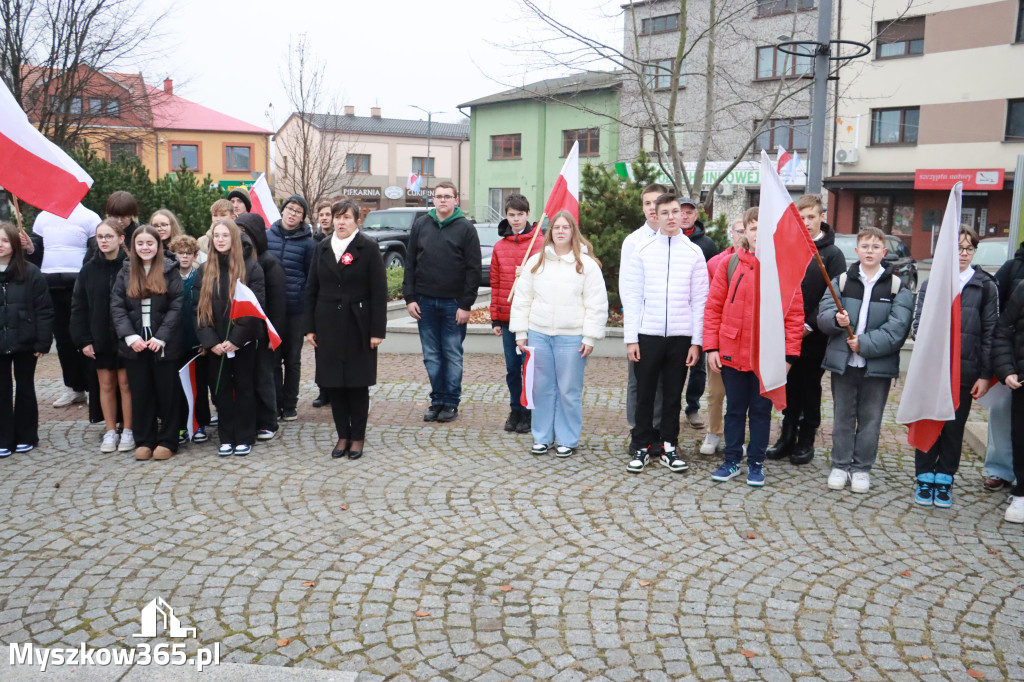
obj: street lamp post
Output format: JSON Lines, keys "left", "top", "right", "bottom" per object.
{"left": 410, "top": 105, "right": 444, "bottom": 206}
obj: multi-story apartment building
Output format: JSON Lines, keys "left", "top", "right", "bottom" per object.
{"left": 825, "top": 0, "right": 1024, "bottom": 258}
{"left": 273, "top": 107, "right": 470, "bottom": 214}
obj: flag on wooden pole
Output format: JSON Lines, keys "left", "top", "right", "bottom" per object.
{"left": 178, "top": 354, "right": 201, "bottom": 439}
{"left": 248, "top": 174, "right": 281, "bottom": 228}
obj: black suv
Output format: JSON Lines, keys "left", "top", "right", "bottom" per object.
{"left": 361, "top": 208, "right": 429, "bottom": 269}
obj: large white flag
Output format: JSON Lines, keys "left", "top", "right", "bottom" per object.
{"left": 248, "top": 173, "right": 281, "bottom": 228}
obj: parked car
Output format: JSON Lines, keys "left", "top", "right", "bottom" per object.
{"left": 361, "top": 207, "right": 428, "bottom": 269}
{"left": 475, "top": 222, "right": 501, "bottom": 284}
{"left": 834, "top": 233, "right": 918, "bottom": 291}
{"left": 973, "top": 237, "right": 1009, "bottom": 275}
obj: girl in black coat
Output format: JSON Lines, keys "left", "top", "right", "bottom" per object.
{"left": 0, "top": 221, "right": 55, "bottom": 456}
{"left": 195, "top": 219, "right": 266, "bottom": 456}
{"left": 304, "top": 199, "right": 386, "bottom": 460}
{"left": 111, "top": 224, "right": 184, "bottom": 461}
{"left": 71, "top": 219, "right": 133, "bottom": 454}
{"left": 994, "top": 279, "right": 1024, "bottom": 522}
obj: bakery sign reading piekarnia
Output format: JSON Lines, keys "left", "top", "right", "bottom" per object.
{"left": 342, "top": 186, "right": 382, "bottom": 198}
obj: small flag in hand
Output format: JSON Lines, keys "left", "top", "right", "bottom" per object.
{"left": 230, "top": 280, "right": 281, "bottom": 350}
{"left": 519, "top": 346, "right": 536, "bottom": 410}
{"left": 178, "top": 355, "right": 201, "bottom": 439}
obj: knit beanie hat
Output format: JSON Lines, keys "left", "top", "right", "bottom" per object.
{"left": 283, "top": 194, "right": 309, "bottom": 221}
{"left": 227, "top": 187, "right": 252, "bottom": 212}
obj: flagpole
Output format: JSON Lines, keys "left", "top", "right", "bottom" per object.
{"left": 10, "top": 194, "right": 24, "bottom": 232}
{"left": 814, "top": 253, "right": 855, "bottom": 339}
{"left": 214, "top": 319, "right": 233, "bottom": 393}
{"left": 506, "top": 213, "right": 547, "bottom": 304}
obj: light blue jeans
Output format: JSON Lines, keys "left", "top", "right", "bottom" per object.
{"left": 528, "top": 331, "right": 587, "bottom": 448}
{"left": 985, "top": 387, "right": 1015, "bottom": 483}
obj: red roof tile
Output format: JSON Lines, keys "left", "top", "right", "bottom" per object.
{"left": 145, "top": 85, "right": 270, "bottom": 135}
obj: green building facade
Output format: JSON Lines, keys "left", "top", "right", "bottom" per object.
{"left": 459, "top": 72, "right": 621, "bottom": 222}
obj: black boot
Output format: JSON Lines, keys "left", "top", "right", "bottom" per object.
{"left": 765, "top": 421, "right": 797, "bottom": 461}
{"left": 515, "top": 411, "right": 532, "bottom": 434}
{"left": 789, "top": 424, "right": 817, "bottom": 465}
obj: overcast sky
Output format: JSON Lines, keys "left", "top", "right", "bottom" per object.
{"left": 154, "top": 0, "right": 623, "bottom": 132}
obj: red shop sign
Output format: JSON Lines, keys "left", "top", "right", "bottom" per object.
{"left": 914, "top": 169, "right": 1005, "bottom": 191}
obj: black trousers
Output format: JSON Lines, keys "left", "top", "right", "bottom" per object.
{"left": 254, "top": 340, "right": 278, "bottom": 432}
{"left": 273, "top": 313, "right": 305, "bottom": 413}
{"left": 178, "top": 351, "right": 211, "bottom": 432}
{"left": 915, "top": 383, "right": 974, "bottom": 477}
{"left": 209, "top": 344, "right": 258, "bottom": 447}
{"left": 46, "top": 273, "right": 89, "bottom": 392}
{"left": 782, "top": 333, "right": 828, "bottom": 432}
{"left": 0, "top": 352, "right": 39, "bottom": 449}
{"left": 126, "top": 353, "right": 181, "bottom": 451}
{"left": 327, "top": 386, "right": 370, "bottom": 441}
{"left": 632, "top": 334, "right": 690, "bottom": 449}
{"left": 1011, "top": 387, "right": 1024, "bottom": 497}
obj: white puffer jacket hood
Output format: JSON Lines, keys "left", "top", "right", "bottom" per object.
{"left": 509, "top": 245, "right": 609, "bottom": 346}
{"left": 621, "top": 231, "right": 709, "bottom": 344}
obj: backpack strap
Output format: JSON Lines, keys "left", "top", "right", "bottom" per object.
{"left": 725, "top": 254, "right": 740, "bottom": 286}
{"left": 840, "top": 270, "right": 901, "bottom": 298}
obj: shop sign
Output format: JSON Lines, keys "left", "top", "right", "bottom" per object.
{"left": 342, "top": 186, "right": 382, "bottom": 198}
{"left": 217, "top": 180, "right": 255, "bottom": 191}
{"left": 914, "top": 169, "right": 1004, "bottom": 191}
{"left": 384, "top": 185, "right": 404, "bottom": 200}
{"left": 615, "top": 160, "right": 805, "bottom": 187}
{"left": 409, "top": 187, "right": 435, "bottom": 198}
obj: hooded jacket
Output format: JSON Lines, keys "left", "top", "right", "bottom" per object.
{"left": 509, "top": 245, "right": 608, "bottom": 347}
{"left": 993, "top": 279, "right": 1024, "bottom": 382}
{"left": 914, "top": 268, "right": 999, "bottom": 387}
{"left": 266, "top": 216, "right": 316, "bottom": 316}
{"left": 621, "top": 230, "right": 709, "bottom": 345}
{"left": 110, "top": 257, "right": 184, "bottom": 361}
{"left": 801, "top": 223, "right": 847, "bottom": 335}
{"left": 402, "top": 206, "right": 481, "bottom": 311}
{"left": 685, "top": 219, "right": 719, "bottom": 263}
{"left": 70, "top": 248, "right": 128, "bottom": 354}
{"left": 490, "top": 219, "right": 543, "bottom": 325}
{"left": 817, "top": 262, "right": 914, "bottom": 378}
{"left": 0, "top": 262, "right": 54, "bottom": 354}
{"left": 236, "top": 213, "right": 287, "bottom": 335}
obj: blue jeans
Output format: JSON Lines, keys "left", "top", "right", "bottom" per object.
{"left": 685, "top": 350, "right": 706, "bottom": 415}
{"left": 417, "top": 297, "right": 467, "bottom": 407}
{"left": 499, "top": 324, "right": 527, "bottom": 413}
{"left": 721, "top": 366, "right": 772, "bottom": 465}
{"left": 829, "top": 367, "right": 892, "bottom": 473}
{"left": 528, "top": 331, "right": 587, "bottom": 448}
{"left": 985, "top": 386, "right": 1014, "bottom": 482}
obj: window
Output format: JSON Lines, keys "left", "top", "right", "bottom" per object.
{"left": 488, "top": 188, "right": 521, "bottom": 218}
{"left": 109, "top": 142, "right": 138, "bottom": 161}
{"left": 1008, "top": 99, "right": 1024, "bottom": 140}
{"left": 70, "top": 97, "right": 82, "bottom": 114}
{"left": 754, "top": 118, "right": 810, "bottom": 153}
{"left": 857, "top": 194, "right": 913, "bottom": 235}
{"left": 756, "top": 0, "right": 814, "bottom": 16}
{"left": 412, "top": 156, "right": 434, "bottom": 176}
{"left": 755, "top": 46, "right": 813, "bottom": 79}
{"left": 346, "top": 154, "right": 370, "bottom": 173}
{"left": 171, "top": 144, "right": 199, "bottom": 171}
{"left": 106, "top": 99, "right": 120, "bottom": 117}
{"left": 225, "top": 145, "right": 251, "bottom": 171}
{"left": 88, "top": 98, "right": 103, "bottom": 114}
{"left": 1018, "top": 0, "right": 1024, "bottom": 42}
{"left": 643, "top": 58, "right": 681, "bottom": 90}
{"left": 871, "top": 107, "right": 919, "bottom": 144}
{"left": 876, "top": 17, "right": 924, "bottom": 58}
{"left": 563, "top": 128, "right": 600, "bottom": 157}
{"left": 640, "top": 13, "right": 680, "bottom": 35}
{"left": 491, "top": 134, "right": 521, "bottom": 160}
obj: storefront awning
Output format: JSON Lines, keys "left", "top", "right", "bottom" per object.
{"left": 825, "top": 172, "right": 1015, "bottom": 191}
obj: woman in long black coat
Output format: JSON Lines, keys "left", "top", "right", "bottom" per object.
{"left": 304, "top": 199, "right": 386, "bottom": 460}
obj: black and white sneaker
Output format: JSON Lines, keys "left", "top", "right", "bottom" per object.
{"left": 555, "top": 446, "right": 574, "bottom": 458}
{"left": 627, "top": 448, "right": 650, "bottom": 473}
{"left": 531, "top": 443, "right": 550, "bottom": 455}
{"left": 256, "top": 429, "right": 276, "bottom": 442}
{"left": 659, "top": 448, "right": 688, "bottom": 472}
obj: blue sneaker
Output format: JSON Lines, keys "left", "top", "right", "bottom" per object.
{"left": 914, "top": 473, "right": 935, "bottom": 506}
{"left": 711, "top": 461, "right": 741, "bottom": 482}
{"left": 747, "top": 462, "right": 765, "bottom": 487}
{"left": 933, "top": 473, "right": 953, "bottom": 508}
{"left": 192, "top": 427, "right": 209, "bottom": 443}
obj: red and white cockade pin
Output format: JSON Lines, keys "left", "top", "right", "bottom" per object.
{"left": 341, "top": 253, "right": 354, "bottom": 265}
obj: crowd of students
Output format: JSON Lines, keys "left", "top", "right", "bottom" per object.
{"left": 2, "top": 182, "right": 1024, "bottom": 524}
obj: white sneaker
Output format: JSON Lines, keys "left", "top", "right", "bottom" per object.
{"left": 100, "top": 430, "right": 119, "bottom": 453}
{"left": 53, "top": 389, "right": 86, "bottom": 408}
{"left": 851, "top": 472, "right": 870, "bottom": 493}
{"left": 827, "top": 468, "right": 850, "bottom": 490}
{"left": 699, "top": 433, "right": 721, "bottom": 455}
{"left": 1005, "top": 496, "right": 1024, "bottom": 524}
{"left": 118, "top": 429, "right": 135, "bottom": 452}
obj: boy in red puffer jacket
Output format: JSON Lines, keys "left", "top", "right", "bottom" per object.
{"left": 491, "top": 194, "right": 544, "bottom": 433}
{"left": 703, "top": 220, "right": 804, "bottom": 487}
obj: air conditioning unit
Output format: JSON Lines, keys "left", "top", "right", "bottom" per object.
{"left": 714, "top": 183, "right": 735, "bottom": 197}
{"left": 836, "top": 148, "right": 859, "bottom": 165}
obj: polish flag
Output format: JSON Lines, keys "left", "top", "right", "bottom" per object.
{"left": 543, "top": 140, "right": 580, "bottom": 224}
{"left": 754, "top": 150, "right": 818, "bottom": 409}
{"left": 178, "top": 354, "right": 202, "bottom": 438}
{"left": 229, "top": 279, "right": 282, "bottom": 350}
{"left": 0, "top": 79, "right": 92, "bottom": 218}
{"left": 519, "top": 346, "right": 536, "bottom": 410}
{"left": 777, "top": 146, "right": 793, "bottom": 173}
{"left": 248, "top": 173, "right": 281, "bottom": 229}
{"left": 407, "top": 172, "right": 422, "bottom": 194}
{"left": 896, "top": 183, "right": 963, "bottom": 451}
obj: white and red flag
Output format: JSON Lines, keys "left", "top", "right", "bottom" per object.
{"left": 543, "top": 140, "right": 580, "bottom": 224}
{"left": 754, "top": 150, "right": 818, "bottom": 409}
{"left": 248, "top": 174, "right": 281, "bottom": 229}
{"left": 897, "top": 183, "right": 963, "bottom": 451}
{"left": 519, "top": 346, "right": 536, "bottom": 410}
{"left": 229, "top": 279, "right": 282, "bottom": 350}
{"left": 178, "top": 354, "right": 201, "bottom": 439}
{"left": 0, "top": 80, "right": 92, "bottom": 218}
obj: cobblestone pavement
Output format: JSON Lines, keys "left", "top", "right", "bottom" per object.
{"left": 3, "top": 351, "right": 1023, "bottom": 681}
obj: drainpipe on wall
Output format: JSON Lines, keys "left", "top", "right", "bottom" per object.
{"left": 154, "top": 130, "right": 160, "bottom": 178}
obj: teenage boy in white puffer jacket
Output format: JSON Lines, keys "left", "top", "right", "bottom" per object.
{"left": 622, "top": 194, "right": 709, "bottom": 474}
